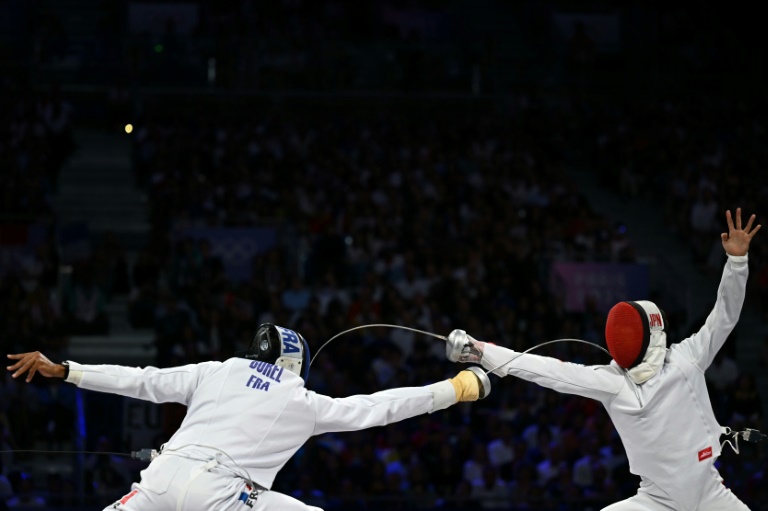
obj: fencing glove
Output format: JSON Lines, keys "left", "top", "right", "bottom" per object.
{"left": 450, "top": 367, "right": 491, "bottom": 401}
{"left": 446, "top": 329, "right": 487, "bottom": 364}
{"left": 429, "top": 367, "right": 491, "bottom": 412}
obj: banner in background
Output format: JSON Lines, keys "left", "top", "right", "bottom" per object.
{"left": 181, "top": 227, "right": 278, "bottom": 281}
{"left": 550, "top": 262, "right": 648, "bottom": 313}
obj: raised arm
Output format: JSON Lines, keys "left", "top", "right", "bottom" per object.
{"left": 673, "top": 209, "right": 759, "bottom": 372}
{"left": 310, "top": 369, "right": 488, "bottom": 436}
{"left": 6, "top": 351, "right": 217, "bottom": 405}
{"left": 446, "top": 332, "right": 623, "bottom": 402}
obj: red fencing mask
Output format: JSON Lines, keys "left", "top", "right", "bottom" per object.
{"left": 605, "top": 301, "right": 666, "bottom": 369}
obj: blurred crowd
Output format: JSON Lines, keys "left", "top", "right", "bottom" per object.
{"left": 0, "top": 84, "right": 76, "bottom": 462}
{"left": 125, "top": 109, "right": 650, "bottom": 510}
{"left": 2, "top": 89, "right": 767, "bottom": 509}
{"left": 0, "top": 85, "right": 73, "bottom": 219}
{"left": 0, "top": 84, "right": 131, "bottom": 344}
{"left": 123, "top": 102, "right": 763, "bottom": 508}
{"left": 1, "top": 1, "right": 765, "bottom": 508}
{"left": 0, "top": 85, "right": 78, "bottom": 509}
{"left": 582, "top": 97, "right": 768, "bottom": 319}
{"left": 130, "top": 106, "right": 642, "bottom": 365}
{"left": 0, "top": 85, "right": 137, "bottom": 509}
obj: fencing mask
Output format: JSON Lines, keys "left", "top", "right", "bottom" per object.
{"left": 237, "top": 324, "right": 311, "bottom": 381}
{"left": 605, "top": 300, "right": 668, "bottom": 384}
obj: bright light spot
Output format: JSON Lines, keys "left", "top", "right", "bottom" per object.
{"left": 125, "top": 124, "right": 133, "bottom": 134}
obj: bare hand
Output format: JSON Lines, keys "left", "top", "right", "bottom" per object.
{"left": 6, "top": 352, "right": 65, "bottom": 382}
{"left": 721, "top": 208, "right": 761, "bottom": 257}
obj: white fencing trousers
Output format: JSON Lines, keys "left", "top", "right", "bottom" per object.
{"left": 103, "top": 456, "right": 322, "bottom": 511}
{"left": 602, "top": 466, "right": 750, "bottom": 511}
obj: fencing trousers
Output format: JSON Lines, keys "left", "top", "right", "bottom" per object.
{"left": 602, "top": 467, "right": 749, "bottom": 511}
{"left": 103, "top": 455, "right": 322, "bottom": 511}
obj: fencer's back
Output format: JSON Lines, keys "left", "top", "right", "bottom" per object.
{"left": 161, "top": 357, "right": 314, "bottom": 489}
{"left": 605, "top": 347, "right": 723, "bottom": 510}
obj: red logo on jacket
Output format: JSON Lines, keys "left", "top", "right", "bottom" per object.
{"left": 698, "top": 446, "right": 713, "bottom": 462}
{"left": 649, "top": 313, "right": 663, "bottom": 328}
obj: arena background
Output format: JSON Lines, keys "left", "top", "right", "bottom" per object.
{"left": 1, "top": 1, "right": 767, "bottom": 510}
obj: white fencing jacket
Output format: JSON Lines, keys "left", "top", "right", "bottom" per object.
{"left": 481, "top": 254, "right": 748, "bottom": 511}
{"left": 64, "top": 358, "right": 457, "bottom": 490}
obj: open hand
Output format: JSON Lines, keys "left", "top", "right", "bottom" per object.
{"left": 721, "top": 209, "right": 760, "bottom": 257}
{"left": 6, "top": 352, "right": 65, "bottom": 382}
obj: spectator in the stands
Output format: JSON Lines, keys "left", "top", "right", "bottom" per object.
{"left": 84, "top": 437, "right": 132, "bottom": 500}
{"left": 487, "top": 424, "right": 515, "bottom": 480}
{"left": 290, "top": 474, "right": 326, "bottom": 509}
{"left": 572, "top": 435, "right": 598, "bottom": 488}
{"left": 66, "top": 271, "right": 109, "bottom": 335}
{"left": 154, "top": 294, "right": 194, "bottom": 366}
{"left": 92, "top": 232, "right": 130, "bottom": 297}
{"left": 730, "top": 374, "right": 763, "bottom": 426}
{"left": 707, "top": 348, "right": 741, "bottom": 419}
{"left": 128, "top": 282, "right": 157, "bottom": 329}
{"left": 463, "top": 443, "right": 490, "bottom": 484}
{"left": 707, "top": 349, "right": 740, "bottom": 392}
{"left": 471, "top": 466, "right": 508, "bottom": 509}
{"left": 38, "top": 84, "right": 74, "bottom": 186}
{"left": 5, "top": 474, "right": 46, "bottom": 509}
{"left": 281, "top": 276, "right": 312, "bottom": 312}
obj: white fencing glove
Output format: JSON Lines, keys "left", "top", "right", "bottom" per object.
{"left": 446, "top": 329, "right": 487, "bottom": 364}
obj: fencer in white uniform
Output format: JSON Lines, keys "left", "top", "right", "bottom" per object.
{"left": 7, "top": 323, "right": 491, "bottom": 511}
{"left": 445, "top": 209, "right": 761, "bottom": 511}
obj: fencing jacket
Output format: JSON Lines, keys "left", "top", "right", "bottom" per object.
{"left": 63, "top": 358, "right": 458, "bottom": 490}
{"left": 481, "top": 254, "right": 748, "bottom": 511}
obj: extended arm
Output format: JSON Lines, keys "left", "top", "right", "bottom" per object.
{"left": 310, "top": 369, "right": 488, "bottom": 436}
{"left": 481, "top": 344, "right": 623, "bottom": 402}
{"left": 447, "top": 333, "right": 623, "bottom": 402}
{"left": 62, "top": 361, "right": 218, "bottom": 405}
{"left": 6, "top": 351, "right": 215, "bottom": 405}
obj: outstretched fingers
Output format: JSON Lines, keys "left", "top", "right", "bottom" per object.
{"left": 745, "top": 214, "right": 756, "bottom": 233}
{"left": 748, "top": 224, "right": 762, "bottom": 239}
{"left": 11, "top": 357, "right": 35, "bottom": 379}
{"left": 6, "top": 354, "right": 28, "bottom": 372}
{"left": 736, "top": 207, "right": 742, "bottom": 230}
{"left": 726, "top": 210, "right": 735, "bottom": 233}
